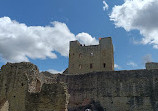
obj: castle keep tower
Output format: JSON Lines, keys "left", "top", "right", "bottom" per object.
{"left": 68, "top": 37, "right": 114, "bottom": 74}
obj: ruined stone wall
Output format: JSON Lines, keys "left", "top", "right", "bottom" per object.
{"left": 0, "top": 62, "right": 69, "bottom": 111}
{"left": 68, "top": 37, "right": 114, "bottom": 74}
{"left": 1, "top": 62, "right": 158, "bottom": 111}
{"left": 58, "top": 70, "right": 158, "bottom": 111}
{"left": 26, "top": 83, "right": 69, "bottom": 111}
{"left": 0, "top": 62, "right": 33, "bottom": 111}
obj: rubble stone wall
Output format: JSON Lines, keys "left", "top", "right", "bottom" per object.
{"left": 1, "top": 62, "right": 158, "bottom": 111}
{"left": 58, "top": 70, "right": 158, "bottom": 111}
{"left": 0, "top": 62, "right": 68, "bottom": 111}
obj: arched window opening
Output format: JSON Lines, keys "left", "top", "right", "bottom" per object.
{"left": 36, "top": 79, "right": 41, "bottom": 92}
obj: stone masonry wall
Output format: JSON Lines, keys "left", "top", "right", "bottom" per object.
{"left": 0, "top": 62, "right": 69, "bottom": 111}
{"left": 0, "top": 62, "right": 33, "bottom": 111}
{"left": 57, "top": 69, "right": 158, "bottom": 111}
{"left": 68, "top": 37, "right": 114, "bottom": 74}
{"left": 1, "top": 62, "right": 158, "bottom": 111}
{"left": 26, "top": 83, "right": 69, "bottom": 111}
{"left": 146, "top": 62, "right": 158, "bottom": 70}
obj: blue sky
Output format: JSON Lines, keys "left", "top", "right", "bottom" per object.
{"left": 0, "top": 0, "right": 158, "bottom": 73}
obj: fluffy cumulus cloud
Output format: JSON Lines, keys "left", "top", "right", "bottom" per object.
{"left": 0, "top": 17, "right": 98, "bottom": 62}
{"left": 127, "top": 61, "right": 137, "bottom": 67}
{"left": 76, "top": 33, "right": 99, "bottom": 46}
{"left": 110, "top": 0, "right": 158, "bottom": 48}
{"left": 103, "top": 1, "right": 109, "bottom": 11}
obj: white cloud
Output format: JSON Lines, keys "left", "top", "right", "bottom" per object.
{"left": 0, "top": 17, "right": 98, "bottom": 62}
{"left": 110, "top": 0, "right": 158, "bottom": 48}
{"left": 76, "top": 33, "right": 99, "bottom": 46}
{"left": 114, "top": 64, "right": 121, "bottom": 69}
{"left": 103, "top": 1, "right": 109, "bottom": 11}
{"left": 47, "top": 69, "right": 63, "bottom": 74}
{"left": 127, "top": 61, "right": 137, "bottom": 67}
{"left": 143, "top": 54, "right": 152, "bottom": 63}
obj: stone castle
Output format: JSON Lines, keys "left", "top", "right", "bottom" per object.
{"left": 1, "top": 37, "right": 158, "bottom": 111}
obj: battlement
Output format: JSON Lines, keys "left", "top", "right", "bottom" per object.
{"left": 70, "top": 37, "right": 112, "bottom": 47}
{"left": 146, "top": 62, "right": 158, "bottom": 70}
{"left": 68, "top": 37, "right": 114, "bottom": 74}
